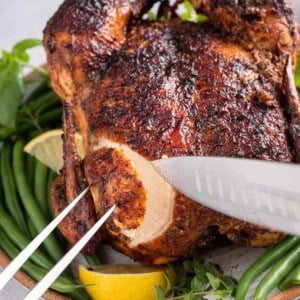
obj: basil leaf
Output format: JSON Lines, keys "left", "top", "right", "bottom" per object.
{"left": 0, "top": 57, "right": 23, "bottom": 128}
{"left": 0, "top": 39, "right": 45, "bottom": 128}
{"left": 12, "top": 39, "right": 42, "bottom": 62}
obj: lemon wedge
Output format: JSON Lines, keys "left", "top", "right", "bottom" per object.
{"left": 24, "top": 129, "right": 84, "bottom": 173}
{"left": 78, "top": 264, "right": 174, "bottom": 300}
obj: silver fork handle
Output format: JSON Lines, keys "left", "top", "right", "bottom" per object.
{"left": 24, "top": 205, "right": 116, "bottom": 300}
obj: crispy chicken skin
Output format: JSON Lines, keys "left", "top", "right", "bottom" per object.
{"left": 45, "top": 0, "right": 299, "bottom": 263}
{"left": 50, "top": 103, "right": 101, "bottom": 255}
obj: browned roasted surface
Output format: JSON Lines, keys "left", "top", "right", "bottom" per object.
{"left": 192, "top": 0, "right": 298, "bottom": 52}
{"left": 45, "top": 0, "right": 300, "bottom": 262}
{"left": 84, "top": 147, "right": 147, "bottom": 229}
{"left": 87, "top": 21, "right": 294, "bottom": 161}
{"left": 50, "top": 103, "right": 100, "bottom": 255}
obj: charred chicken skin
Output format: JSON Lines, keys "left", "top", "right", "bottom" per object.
{"left": 45, "top": 0, "right": 300, "bottom": 264}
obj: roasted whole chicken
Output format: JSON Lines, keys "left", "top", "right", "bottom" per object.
{"left": 44, "top": 0, "right": 300, "bottom": 263}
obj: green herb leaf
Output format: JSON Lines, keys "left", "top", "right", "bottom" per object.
{"left": 146, "top": 10, "right": 158, "bottom": 21}
{"left": 193, "top": 295, "right": 206, "bottom": 300}
{"left": 155, "top": 285, "right": 165, "bottom": 300}
{"left": 183, "top": 259, "right": 193, "bottom": 272}
{"left": 163, "top": 272, "right": 173, "bottom": 295}
{"left": 178, "top": 0, "right": 207, "bottom": 23}
{"left": 0, "top": 57, "right": 23, "bottom": 128}
{"left": 160, "top": 257, "right": 236, "bottom": 300}
{"left": 206, "top": 272, "right": 221, "bottom": 290}
{"left": 12, "top": 39, "right": 42, "bottom": 55}
{"left": 295, "top": 53, "right": 300, "bottom": 90}
{"left": 214, "top": 289, "right": 232, "bottom": 299}
{"left": 191, "top": 275, "right": 206, "bottom": 292}
{"left": 220, "top": 275, "right": 237, "bottom": 292}
{"left": 180, "top": 0, "right": 193, "bottom": 21}
{"left": 168, "top": 263, "right": 179, "bottom": 276}
{"left": 184, "top": 291, "right": 194, "bottom": 300}
{"left": 0, "top": 39, "right": 44, "bottom": 128}
{"left": 195, "top": 14, "right": 208, "bottom": 23}
{"left": 193, "top": 258, "right": 207, "bottom": 283}
{"left": 206, "top": 262, "right": 223, "bottom": 277}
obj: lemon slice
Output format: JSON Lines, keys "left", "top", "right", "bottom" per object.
{"left": 24, "top": 129, "right": 84, "bottom": 173}
{"left": 78, "top": 264, "right": 174, "bottom": 300}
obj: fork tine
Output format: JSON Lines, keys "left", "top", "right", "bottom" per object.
{"left": 24, "top": 204, "right": 116, "bottom": 300}
{"left": 0, "top": 187, "right": 90, "bottom": 291}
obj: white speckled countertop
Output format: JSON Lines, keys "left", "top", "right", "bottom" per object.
{"left": 0, "top": 1, "right": 299, "bottom": 299}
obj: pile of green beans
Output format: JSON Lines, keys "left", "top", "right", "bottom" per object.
{"left": 236, "top": 236, "right": 300, "bottom": 300}
{"left": 0, "top": 77, "right": 100, "bottom": 299}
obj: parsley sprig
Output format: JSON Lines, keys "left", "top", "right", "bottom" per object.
{"left": 177, "top": 0, "right": 207, "bottom": 23}
{"left": 155, "top": 253, "right": 237, "bottom": 300}
{"left": 0, "top": 39, "right": 48, "bottom": 129}
{"left": 144, "top": 0, "right": 207, "bottom": 23}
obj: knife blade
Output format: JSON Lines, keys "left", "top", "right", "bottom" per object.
{"left": 152, "top": 157, "right": 300, "bottom": 237}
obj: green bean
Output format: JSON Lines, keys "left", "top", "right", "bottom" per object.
{"left": 39, "top": 107, "right": 63, "bottom": 125}
{"left": 33, "top": 93, "right": 60, "bottom": 116}
{"left": 34, "top": 159, "right": 49, "bottom": 216}
{"left": 84, "top": 254, "right": 101, "bottom": 266}
{"left": 22, "top": 76, "right": 49, "bottom": 104}
{"left": 67, "top": 289, "right": 91, "bottom": 300}
{"left": 0, "top": 157, "right": 3, "bottom": 195}
{"left": 47, "top": 170, "right": 57, "bottom": 219}
{"left": 46, "top": 170, "right": 67, "bottom": 249}
{"left": 67, "top": 288, "right": 91, "bottom": 300}
{"left": 28, "top": 90, "right": 58, "bottom": 112}
{"left": 26, "top": 107, "right": 63, "bottom": 139}
{"left": 19, "top": 91, "right": 58, "bottom": 123}
{"left": 0, "top": 230, "right": 89, "bottom": 297}
{"left": 12, "top": 139, "right": 64, "bottom": 262}
{"left": 254, "top": 244, "right": 300, "bottom": 300}
{"left": 26, "top": 154, "right": 36, "bottom": 191}
{"left": 27, "top": 217, "right": 38, "bottom": 238}
{"left": 278, "top": 263, "right": 300, "bottom": 290}
{"left": 278, "top": 269, "right": 294, "bottom": 290}
{"left": 0, "top": 185, "right": 53, "bottom": 269}
{"left": 26, "top": 216, "right": 58, "bottom": 266}
{"left": 292, "top": 264, "right": 300, "bottom": 284}
{"left": 0, "top": 144, "right": 27, "bottom": 231}
{"left": 236, "top": 236, "right": 300, "bottom": 300}
{"left": 27, "top": 216, "right": 73, "bottom": 278}
{"left": 2, "top": 90, "right": 59, "bottom": 139}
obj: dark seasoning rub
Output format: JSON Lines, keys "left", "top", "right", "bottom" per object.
{"left": 44, "top": 0, "right": 300, "bottom": 264}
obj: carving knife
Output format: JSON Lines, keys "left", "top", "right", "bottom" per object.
{"left": 152, "top": 157, "right": 300, "bottom": 237}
